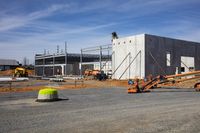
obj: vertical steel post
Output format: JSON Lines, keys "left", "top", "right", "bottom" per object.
{"left": 107, "top": 48, "right": 109, "bottom": 72}
{"left": 140, "top": 51, "right": 142, "bottom": 78}
{"left": 53, "top": 54, "right": 55, "bottom": 76}
{"left": 99, "top": 46, "right": 102, "bottom": 71}
{"left": 34, "top": 55, "right": 36, "bottom": 76}
{"left": 43, "top": 57, "right": 45, "bottom": 77}
{"left": 80, "top": 49, "right": 83, "bottom": 77}
{"left": 65, "top": 42, "right": 67, "bottom": 76}
{"left": 129, "top": 52, "right": 131, "bottom": 79}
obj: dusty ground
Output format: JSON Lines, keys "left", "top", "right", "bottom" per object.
{"left": 0, "top": 87, "right": 200, "bottom": 133}
{"left": 0, "top": 78, "right": 130, "bottom": 93}
{"left": 0, "top": 77, "right": 199, "bottom": 93}
{"left": 0, "top": 69, "right": 34, "bottom": 76}
{"left": 1, "top": 68, "right": 200, "bottom": 93}
{"left": 1, "top": 71, "right": 200, "bottom": 132}
{"left": 0, "top": 72, "right": 200, "bottom": 94}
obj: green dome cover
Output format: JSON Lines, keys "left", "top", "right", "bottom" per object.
{"left": 38, "top": 88, "right": 58, "bottom": 95}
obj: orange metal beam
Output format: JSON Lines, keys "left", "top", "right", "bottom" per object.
{"left": 166, "top": 71, "right": 200, "bottom": 79}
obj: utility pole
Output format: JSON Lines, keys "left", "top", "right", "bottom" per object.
{"left": 80, "top": 49, "right": 83, "bottom": 77}
{"left": 65, "top": 42, "right": 67, "bottom": 76}
{"left": 53, "top": 53, "right": 55, "bottom": 76}
{"left": 99, "top": 46, "right": 102, "bottom": 71}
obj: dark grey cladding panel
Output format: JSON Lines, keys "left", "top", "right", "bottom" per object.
{"left": 144, "top": 34, "right": 200, "bottom": 77}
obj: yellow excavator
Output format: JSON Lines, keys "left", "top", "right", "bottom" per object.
{"left": 13, "top": 67, "right": 28, "bottom": 77}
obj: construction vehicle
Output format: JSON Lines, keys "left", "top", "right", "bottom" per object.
{"left": 84, "top": 69, "right": 108, "bottom": 80}
{"left": 128, "top": 75, "right": 165, "bottom": 93}
{"left": 128, "top": 70, "right": 200, "bottom": 93}
{"left": 13, "top": 67, "right": 28, "bottom": 77}
{"left": 96, "top": 71, "right": 108, "bottom": 81}
{"left": 84, "top": 69, "right": 100, "bottom": 77}
{"left": 84, "top": 69, "right": 92, "bottom": 76}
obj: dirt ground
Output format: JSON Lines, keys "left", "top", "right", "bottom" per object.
{"left": 1, "top": 87, "right": 200, "bottom": 133}
{"left": 0, "top": 78, "right": 131, "bottom": 93}
{"left": 0, "top": 69, "right": 34, "bottom": 76}
{"left": 0, "top": 77, "right": 199, "bottom": 93}
{"left": 1, "top": 73, "right": 200, "bottom": 132}
{"left": 1, "top": 68, "right": 200, "bottom": 93}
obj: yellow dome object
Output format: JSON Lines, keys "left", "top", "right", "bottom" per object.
{"left": 36, "top": 87, "right": 59, "bottom": 102}
{"left": 38, "top": 88, "right": 58, "bottom": 95}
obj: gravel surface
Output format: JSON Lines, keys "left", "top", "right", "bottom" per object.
{"left": 0, "top": 87, "right": 200, "bottom": 133}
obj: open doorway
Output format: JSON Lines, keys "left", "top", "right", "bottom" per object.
{"left": 181, "top": 56, "right": 195, "bottom": 74}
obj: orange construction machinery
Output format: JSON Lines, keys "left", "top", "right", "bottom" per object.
{"left": 128, "top": 70, "right": 200, "bottom": 93}
{"left": 84, "top": 69, "right": 108, "bottom": 80}
{"left": 84, "top": 69, "right": 100, "bottom": 77}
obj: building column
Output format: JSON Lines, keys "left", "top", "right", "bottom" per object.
{"left": 61, "top": 65, "right": 65, "bottom": 76}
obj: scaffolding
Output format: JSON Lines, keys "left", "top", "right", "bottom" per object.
{"left": 35, "top": 44, "right": 112, "bottom": 77}
{"left": 80, "top": 44, "right": 112, "bottom": 77}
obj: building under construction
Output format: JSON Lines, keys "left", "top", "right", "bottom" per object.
{"left": 35, "top": 34, "right": 200, "bottom": 78}
{"left": 35, "top": 45, "right": 112, "bottom": 77}
{"left": 112, "top": 34, "right": 200, "bottom": 79}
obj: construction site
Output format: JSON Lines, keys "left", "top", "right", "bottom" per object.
{"left": 1, "top": 33, "right": 200, "bottom": 132}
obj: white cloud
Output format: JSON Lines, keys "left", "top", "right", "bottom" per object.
{"left": 0, "top": 4, "right": 70, "bottom": 32}
{"left": 0, "top": 0, "right": 200, "bottom": 63}
{"left": 0, "top": 21, "right": 115, "bottom": 63}
{"left": 28, "top": 4, "right": 69, "bottom": 20}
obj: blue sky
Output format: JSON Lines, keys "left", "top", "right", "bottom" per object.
{"left": 0, "top": 0, "right": 200, "bottom": 64}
